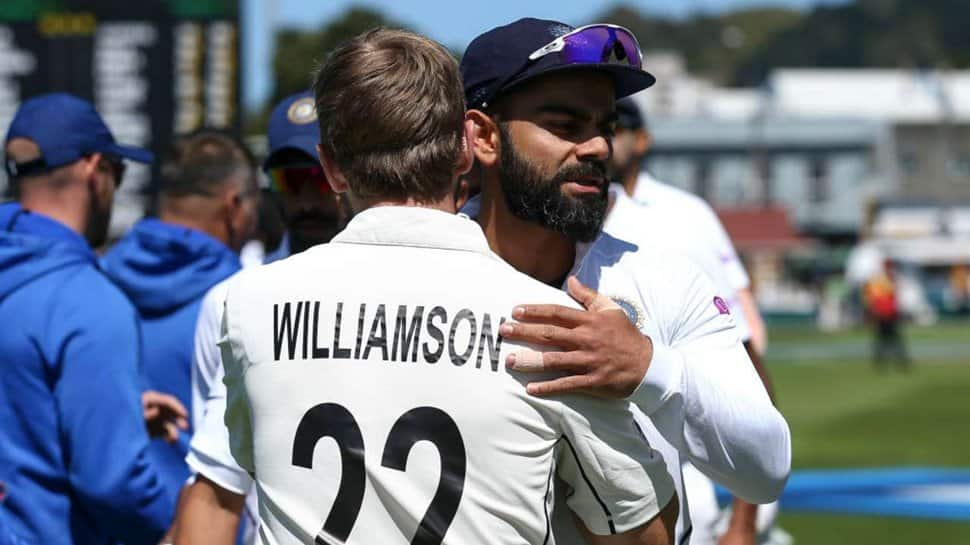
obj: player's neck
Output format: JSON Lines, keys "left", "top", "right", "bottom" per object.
{"left": 18, "top": 187, "right": 89, "bottom": 240}
{"left": 359, "top": 196, "right": 457, "bottom": 214}
{"left": 159, "top": 201, "right": 230, "bottom": 247}
{"left": 476, "top": 188, "right": 576, "bottom": 286}
{"left": 621, "top": 163, "right": 641, "bottom": 198}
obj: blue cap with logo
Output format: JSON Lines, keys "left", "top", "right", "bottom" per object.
{"left": 264, "top": 91, "right": 319, "bottom": 171}
{"left": 461, "top": 18, "right": 655, "bottom": 110}
{"left": 4, "top": 93, "right": 153, "bottom": 177}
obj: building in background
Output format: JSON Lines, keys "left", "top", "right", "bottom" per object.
{"left": 632, "top": 54, "right": 970, "bottom": 321}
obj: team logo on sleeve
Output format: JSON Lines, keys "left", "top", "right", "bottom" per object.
{"left": 286, "top": 97, "right": 317, "bottom": 124}
{"left": 713, "top": 296, "right": 731, "bottom": 315}
{"left": 609, "top": 295, "right": 645, "bottom": 330}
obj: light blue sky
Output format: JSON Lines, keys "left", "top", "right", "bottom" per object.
{"left": 241, "top": 0, "right": 849, "bottom": 111}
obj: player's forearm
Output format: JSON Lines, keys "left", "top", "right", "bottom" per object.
{"left": 684, "top": 344, "right": 789, "bottom": 502}
{"left": 173, "top": 476, "right": 244, "bottom": 545}
{"left": 725, "top": 497, "right": 758, "bottom": 532}
{"left": 632, "top": 342, "right": 790, "bottom": 503}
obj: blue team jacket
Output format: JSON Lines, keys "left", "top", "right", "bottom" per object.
{"left": 101, "top": 218, "right": 240, "bottom": 495}
{"left": 0, "top": 203, "right": 174, "bottom": 545}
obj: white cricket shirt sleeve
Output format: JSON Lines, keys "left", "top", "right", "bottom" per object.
{"left": 629, "top": 254, "right": 790, "bottom": 503}
{"left": 190, "top": 281, "right": 229, "bottom": 426}
{"left": 219, "top": 302, "right": 256, "bottom": 476}
{"left": 186, "top": 393, "right": 254, "bottom": 495}
{"left": 185, "top": 280, "right": 255, "bottom": 495}
{"left": 554, "top": 396, "right": 675, "bottom": 535}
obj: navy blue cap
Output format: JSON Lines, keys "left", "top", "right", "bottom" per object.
{"left": 461, "top": 18, "right": 656, "bottom": 110}
{"left": 616, "top": 97, "right": 645, "bottom": 130}
{"left": 4, "top": 93, "right": 154, "bottom": 170}
{"left": 264, "top": 91, "right": 319, "bottom": 171}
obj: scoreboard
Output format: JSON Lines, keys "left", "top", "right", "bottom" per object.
{"left": 0, "top": 0, "right": 241, "bottom": 235}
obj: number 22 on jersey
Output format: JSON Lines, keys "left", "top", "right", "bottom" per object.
{"left": 292, "top": 403, "right": 466, "bottom": 545}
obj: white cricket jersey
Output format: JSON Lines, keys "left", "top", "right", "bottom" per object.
{"left": 220, "top": 207, "right": 675, "bottom": 545}
{"left": 604, "top": 183, "right": 752, "bottom": 342}
{"left": 462, "top": 195, "right": 790, "bottom": 545}
{"left": 632, "top": 173, "right": 750, "bottom": 295}
{"left": 188, "top": 278, "right": 259, "bottom": 541}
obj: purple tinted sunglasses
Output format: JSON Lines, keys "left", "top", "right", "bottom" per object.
{"left": 528, "top": 24, "right": 643, "bottom": 68}
{"left": 479, "top": 24, "right": 644, "bottom": 109}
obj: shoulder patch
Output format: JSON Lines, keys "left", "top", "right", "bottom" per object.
{"left": 609, "top": 295, "right": 645, "bottom": 330}
{"left": 286, "top": 97, "right": 317, "bottom": 124}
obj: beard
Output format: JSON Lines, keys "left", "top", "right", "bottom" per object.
{"left": 85, "top": 186, "right": 111, "bottom": 249}
{"left": 288, "top": 215, "right": 342, "bottom": 254}
{"left": 498, "top": 125, "right": 608, "bottom": 243}
{"left": 287, "top": 198, "right": 353, "bottom": 254}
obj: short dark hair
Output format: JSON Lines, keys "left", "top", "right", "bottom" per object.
{"left": 312, "top": 28, "right": 466, "bottom": 203}
{"left": 160, "top": 130, "right": 255, "bottom": 198}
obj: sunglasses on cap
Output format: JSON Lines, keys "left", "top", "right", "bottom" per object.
{"left": 529, "top": 24, "right": 643, "bottom": 67}
{"left": 267, "top": 164, "right": 331, "bottom": 195}
{"left": 482, "top": 24, "right": 643, "bottom": 109}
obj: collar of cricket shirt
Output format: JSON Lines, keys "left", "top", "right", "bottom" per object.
{"left": 332, "top": 205, "right": 494, "bottom": 256}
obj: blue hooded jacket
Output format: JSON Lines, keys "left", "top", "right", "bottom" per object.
{"left": 0, "top": 203, "right": 175, "bottom": 545}
{"left": 101, "top": 219, "right": 240, "bottom": 495}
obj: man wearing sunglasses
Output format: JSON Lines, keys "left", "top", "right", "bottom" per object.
{"left": 100, "top": 130, "right": 259, "bottom": 502}
{"left": 0, "top": 93, "right": 179, "bottom": 545}
{"left": 460, "top": 18, "right": 790, "bottom": 544}
{"left": 172, "top": 91, "right": 353, "bottom": 545}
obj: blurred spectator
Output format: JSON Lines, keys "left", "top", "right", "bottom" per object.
{"left": 239, "top": 189, "right": 287, "bottom": 268}
{"left": 950, "top": 264, "right": 969, "bottom": 314}
{"left": 612, "top": 98, "right": 769, "bottom": 355}
{"left": 609, "top": 96, "right": 787, "bottom": 545}
{"left": 0, "top": 93, "right": 179, "bottom": 544}
{"left": 101, "top": 130, "right": 259, "bottom": 497}
{"left": 864, "top": 259, "right": 911, "bottom": 371}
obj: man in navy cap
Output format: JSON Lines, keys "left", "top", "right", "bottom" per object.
{"left": 460, "top": 18, "right": 789, "bottom": 545}
{"left": 0, "top": 93, "right": 183, "bottom": 544}
{"left": 171, "top": 91, "right": 352, "bottom": 545}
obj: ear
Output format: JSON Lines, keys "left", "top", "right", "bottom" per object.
{"left": 454, "top": 119, "right": 475, "bottom": 176}
{"left": 80, "top": 152, "right": 103, "bottom": 187}
{"left": 317, "top": 143, "right": 349, "bottom": 194}
{"left": 635, "top": 129, "right": 652, "bottom": 155}
{"left": 223, "top": 183, "right": 243, "bottom": 215}
{"left": 466, "top": 109, "right": 500, "bottom": 168}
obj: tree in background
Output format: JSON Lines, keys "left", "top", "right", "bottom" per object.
{"left": 595, "top": 0, "right": 970, "bottom": 87}
{"left": 735, "top": 0, "right": 970, "bottom": 84}
{"left": 248, "top": 0, "right": 970, "bottom": 132}
{"left": 592, "top": 5, "right": 803, "bottom": 85}
{"left": 270, "top": 7, "right": 409, "bottom": 106}
{"left": 246, "top": 7, "right": 408, "bottom": 135}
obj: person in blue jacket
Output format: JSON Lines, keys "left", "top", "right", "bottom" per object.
{"left": 101, "top": 130, "right": 259, "bottom": 497}
{"left": 0, "top": 93, "right": 181, "bottom": 545}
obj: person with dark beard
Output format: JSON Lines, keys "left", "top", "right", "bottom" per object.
{"left": 171, "top": 91, "right": 352, "bottom": 545}
{"left": 0, "top": 93, "right": 182, "bottom": 545}
{"left": 261, "top": 92, "right": 351, "bottom": 255}
{"left": 460, "top": 18, "right": 790, "bottom": 545}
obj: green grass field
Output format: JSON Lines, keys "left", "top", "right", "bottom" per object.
{"left": 764, "top": 321, "right": 970, "bottom": 544}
